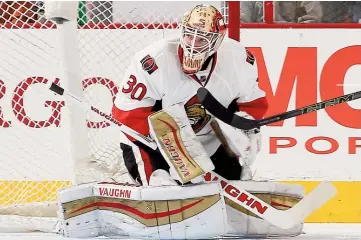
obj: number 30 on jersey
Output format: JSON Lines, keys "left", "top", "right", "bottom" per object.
{"left": 121, "top": 75, "right": 147, "bottom": 100}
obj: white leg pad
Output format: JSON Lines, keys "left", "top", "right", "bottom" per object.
{"left": 57, "top": 181, "right": 228, "bottom": 239}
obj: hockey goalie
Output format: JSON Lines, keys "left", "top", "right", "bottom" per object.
{"left": 56, "top": 4, "right": 306, "bottom": 239}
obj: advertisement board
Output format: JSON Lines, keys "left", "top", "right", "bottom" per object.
{"left": 0, "top": 28, "right": 360, "bottom": 222}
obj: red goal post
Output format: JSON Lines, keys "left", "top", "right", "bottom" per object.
{"left": 0, "top": 0, "right": 359, "bottom": 233}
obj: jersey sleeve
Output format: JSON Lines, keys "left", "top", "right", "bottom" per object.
{"left": 112, "top": 53, "right": 163, "bottom": 140}
{"left": 234, "top": 47, "right": 268, "bottom": 120}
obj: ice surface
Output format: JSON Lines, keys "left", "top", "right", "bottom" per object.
{"left": 0, "top": 224, "right": 360, "bottom": 240}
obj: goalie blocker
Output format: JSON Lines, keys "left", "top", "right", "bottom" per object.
{"left": 57, "top": 177, "right": 304, "bottom": 239}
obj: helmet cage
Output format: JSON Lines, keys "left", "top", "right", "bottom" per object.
{"left": 180, "top": 25, "right": 223, "bottom": 58}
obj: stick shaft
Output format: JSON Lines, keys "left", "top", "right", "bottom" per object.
{"left": 259, "top": 90, "right": 361, "bottom": 126}
{"left": 49, "top": 82, "right": 157, "bottom": 149}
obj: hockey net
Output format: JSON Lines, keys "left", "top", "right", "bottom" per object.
{"left": 0, "top": 0, "right": 229, "bottom": 233}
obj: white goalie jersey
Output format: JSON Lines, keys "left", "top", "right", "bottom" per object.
{"left": 113, "top": 35, "right": 268, "bottom": 156}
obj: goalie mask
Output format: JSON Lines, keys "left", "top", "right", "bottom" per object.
{"left": 179, "top": 5, "right": 226, "bottom": 74}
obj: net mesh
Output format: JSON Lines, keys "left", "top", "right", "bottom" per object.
{"left": 78, "top": 1, "right": 180, "bottom": 185}
{"left": 0, "top": 1, "right": 67, "bottom": 232}
{"left": 0, "top": 0, "right": 223, "bottom": 232}
{"left": 74, "top": 1, "right": 225, "bottom": 186}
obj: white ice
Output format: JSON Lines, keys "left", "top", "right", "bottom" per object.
{"left": 0, "top": 223, "right": 360, "bottom": 240}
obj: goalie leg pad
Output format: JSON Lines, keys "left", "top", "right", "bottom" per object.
{"left": 57, "top": 181, "right": 228, "bottom": 239}
{"left": 223, "top": 181, "right": 304, "bottom": 238}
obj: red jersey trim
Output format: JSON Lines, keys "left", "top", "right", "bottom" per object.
{"left": 139, "top": 148, "right": 153, "bottom": 183}
{"left": 112, "top": 105, "right": 155, "bottom": 184}
{"left": 204, "top": 53, "right": 217, "bottom": 86}
{"left": 112, "top": 105, "right": 153, "bottom": 141}
{"left": 237, "top": 97, "right": 269, "bottom": 120}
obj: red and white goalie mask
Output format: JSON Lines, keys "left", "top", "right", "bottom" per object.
{"left": 179, "top": 5, "right": 226, "bottom": 74}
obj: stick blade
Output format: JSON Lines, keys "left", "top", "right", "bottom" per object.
{"left": 283, "top": 181, "right": 337, "bottom": 229}
{"left": 49, "top": 82, "right": 64, "bottom": 95}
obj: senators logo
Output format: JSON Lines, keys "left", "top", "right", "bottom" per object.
{"left": 140, "top": 55, "right": 158, "bottom": 75}
{"left": 185, "top": 95, "right": 211, "bottom": 133}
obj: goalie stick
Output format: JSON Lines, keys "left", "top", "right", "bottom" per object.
{"left": 47, "top": 81, "right": 336, "bottom": 230}
{"left": 48, "top": 82, "right": 157, "bottom": 150}
{"left": 197, "top": 87, "right": 361, "bottom": 130}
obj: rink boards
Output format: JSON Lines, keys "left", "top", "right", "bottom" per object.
{"left": 0, "top": 28, "right": 360, "bottom": 223}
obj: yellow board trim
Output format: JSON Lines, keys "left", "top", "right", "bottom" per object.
{"left": 0, "top": 180, "right": 359, "bottom": 223}
{"left": 282, "top": 181, "right": 361, "bottom": 223}
{"left": 0, "top": 181, "right": 71, "bottom": 205}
